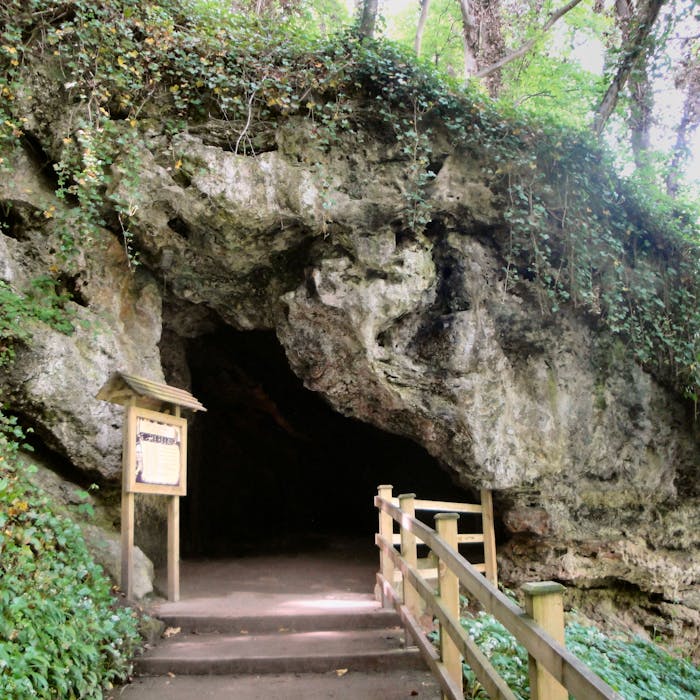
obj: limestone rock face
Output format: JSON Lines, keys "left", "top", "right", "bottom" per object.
{"left": 0, "top": 148, "right": 164, "bottom": 481}
{"left": 82, "top": 523, "right": 154, "bottom": 600}
{"left": 1, "top": 112, "right": 698, "bottom": 645}
{"left": 118, "top": 120, "right": 700, "bottom": 631}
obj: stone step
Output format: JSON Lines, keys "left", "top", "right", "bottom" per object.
{"left": 135, "top": 627, "right": 425, "bottom": 676}
{"left": 124, "top": 555, "right": 440, "bottom": 698}
{"left": 119, "top": 670, "right": 442, "bottom": 699}
{"left": 157, "top": 607, "right": 402, "bottom": 635}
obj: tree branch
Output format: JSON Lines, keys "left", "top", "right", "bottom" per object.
{"left": 473, "top": 0, "right": 585, "bottom": 79}
{"left": 592, "top": 0, "right": 665, "bottom": 136}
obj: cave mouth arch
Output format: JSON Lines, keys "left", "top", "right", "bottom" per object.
{"left": 178, "top": 322, "right": 475, "bottom": 558}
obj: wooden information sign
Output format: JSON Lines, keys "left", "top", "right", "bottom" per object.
{"left": 97, "top": 372, "right": 206, "bottom": 601}
{"left": 127, "top": 406, "right": 187, "bottom": 496}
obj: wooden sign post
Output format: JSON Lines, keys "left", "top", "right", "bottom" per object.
{"left": 97, "top": 373, "right": 206, "bottom": 601}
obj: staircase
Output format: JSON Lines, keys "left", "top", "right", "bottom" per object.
{"left": 120, "top": 553, "right": 441, "bottom": 699}
{"left": 136, "top": 594, "right": 428, "bottom": 676}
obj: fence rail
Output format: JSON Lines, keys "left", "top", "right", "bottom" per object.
{"left": 374, "top": 487, "right": 622, "bottom": 700}
{"left": 387, "top": 488, "right": 498, "bottom": 587}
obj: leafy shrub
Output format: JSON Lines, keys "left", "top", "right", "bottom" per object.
{"left": 460, "top": 611, "right": 529, "bottom": 699}
{"left": 459, "top": 611, "right": 700, "bottom": 700}
{"left": 0, "top": 415, "right": 141, "bottom": 699}
{"left": 0, "top": 278, "right": 76, "bottom": 367}
{"left": 566, "top": 622, "right": 700, "bottom": 700}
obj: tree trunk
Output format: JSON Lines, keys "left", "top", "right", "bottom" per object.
{"left": 457, "top": 0, "right": 505, "bottom": 95}
{"left": 666, "top": 47, "right": 700, "bottom": 197}
{"left": 457, "top": 0, "right": 479, "bottom": 79}
{"left": 476, "top": 0, "right": 505, "bottom": 96}
{"left": 593, "top": 0, "right": 666, "bottom": 136}
{"left": 474, "top": 0, "right": 583, "bottom": 94}
{"left": 629, "top": 62, "right": 654, "bottom": 168}
{"left": 358, "top": 0, "right": 379, "bottom": 39}
{"left": 415, "top": 0, "right": 432, "bottom": 56}
{"left": 613, "top": 0, "right": 654, "bottom": 169}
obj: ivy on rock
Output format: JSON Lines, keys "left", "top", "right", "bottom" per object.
{"left": 0, "top": 0, "right": 697, "bottom": 405}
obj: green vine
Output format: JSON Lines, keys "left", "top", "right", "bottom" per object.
{"left": 0, "top": 0, "right": 698, "bottom": 402}
{"left": 0, "top": 278, "right": 76, "bottom": 368}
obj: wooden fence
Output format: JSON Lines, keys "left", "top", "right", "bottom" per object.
{"left": 374, "top": 486, "right": 622, "bottom": 700}
{"left": 387, "top": 488, "right": 498, "bottom": 588}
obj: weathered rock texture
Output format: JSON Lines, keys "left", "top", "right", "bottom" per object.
{"left": 1, "top": 149, "right": 163, "bottom": 481}
{"left": 26, "top": 453, "right": 154, "bottom": 599}
{"left": 1, "top": 112, "right": 698, "bottom": 645}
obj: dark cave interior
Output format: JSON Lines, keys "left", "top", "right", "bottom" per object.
{"left": 180, "top": 324, "right": 478, "bottom": 558}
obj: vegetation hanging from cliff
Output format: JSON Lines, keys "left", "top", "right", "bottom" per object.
{"left": 0, "top": 0, "right": 698, "bottom": 405}
{"left": 0, "top": 277, "right": 76, "bottom": 367}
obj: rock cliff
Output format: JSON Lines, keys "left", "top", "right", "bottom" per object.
{"left": 0, "top": 12, "right": 698, "bottom": 653}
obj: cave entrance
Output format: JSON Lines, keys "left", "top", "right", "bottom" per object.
{"left": 179, "top": 324, "right": 474, "bottom": 558}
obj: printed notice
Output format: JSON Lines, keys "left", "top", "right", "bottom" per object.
{"left": 135, "top": 417, "right": 182, "bottom": 486}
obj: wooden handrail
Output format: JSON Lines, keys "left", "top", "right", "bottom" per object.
{"left": 375, "top": 494, "right": 622, "bottom": 700}
{"left": 392, "top": 498, "right": 484, "bottom": 514}
{"left": 377, "top": 575, "right": 464, "bottom": 700}
{"left": 377, "top": 536, "right": 518, "bottom": 700}
{"left": 389, "top": 489, "right": 498, "bottom": 586}
{"left": 391, "top": 532, "right": 485, "bottom": 545}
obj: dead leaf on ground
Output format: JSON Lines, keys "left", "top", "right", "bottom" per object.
{"left": 162, "top": 626, "right": 181, "bottom": 638}
{"left": 335, "top": 668, "right": 348, "bottom": 677}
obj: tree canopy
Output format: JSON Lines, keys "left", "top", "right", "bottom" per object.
{"left": 168, "top": 0, "right": 700, "bottom": 201}
{"left": 379, "top": 0, "right": 700, "bottom": 201}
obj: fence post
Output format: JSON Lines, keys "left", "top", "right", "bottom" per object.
{"left": 399, "top": 493, "right": 420, "bottom": 622}
{"left": 376, "top": 485, "right": 394, "bottom": 607}
{"left": 167, "top": 495, "right": 180, "bottom": 602}
{"left": 435, "top": 513, "right": 463, "bottom": 698}
{"left": 522, "top": 581, "right": 567, "bottom": 700}
{"left": 480, "top": 488, "right": 498, "bottom": 587}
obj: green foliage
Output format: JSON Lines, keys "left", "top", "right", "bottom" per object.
{"left": 287, "top": 0, "right": 351, "bottom": 39}
{"left": 0, "top": 0, "right": 698, "bottom": 401}
{"left": 498, "top": 53, "right": 606, "bottom": 130}
{"left": 566, "top": 622, "right": 700, "bottom": 699}
{"left": 495, "top": 113, "right": 700, "bottom": 403}
{"left": 0, "top": 278, "right": 76, "bottom": 367}
{"left": 0, "top": 417, "right": 141, "bottom": 698}
{"left": 460, "top": 611, "right": 700, "bottom": 700}
{"left": 389, "top": 0, "right": 464, "bottom": 72}
{"left": 460, "top": 611, "right": 529, "bottom": 699}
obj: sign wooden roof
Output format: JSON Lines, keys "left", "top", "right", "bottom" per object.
{"left": 96, "top": 372, "right": 206, "bottom": 412}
